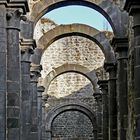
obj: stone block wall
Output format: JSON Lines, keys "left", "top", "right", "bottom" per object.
{"left": 45, "top": 73, "right": 96, "bottom": 112}
{"left": 52, "top": 111, "right": 94, "bottom": 140}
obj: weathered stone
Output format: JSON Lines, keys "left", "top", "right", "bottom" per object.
{"left": 0, "top": 0, "right": 138, "bottom": 140}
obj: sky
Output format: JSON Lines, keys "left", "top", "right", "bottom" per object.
{"left": 44, "top": 6, "right": 112, "bottom": 31}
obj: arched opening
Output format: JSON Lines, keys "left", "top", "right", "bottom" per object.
{"left": 31, "top": 0, "right": 115, "bottom": 32}
{"left": 42, "top": 64, "right": 99, "bottom": 94}
{"left": 45, "top": 103, "right": 97, "bottom": 139}
{"left": 43, "top": 6, "right": 113, "bottom": 31}
{"left": 32, "top": 24, "right": 115, "bottom": 66}
{"left": 52, "top": 110, "right": 95, "bottom": 140}
{"left": 40, "top": 35, "right": 105, "bottom": 78}
{"left": 46, "top": 72, "right": 95, "bottom": 99}
{"left": 31, "top": 0, "right": 128, "bottom": 37}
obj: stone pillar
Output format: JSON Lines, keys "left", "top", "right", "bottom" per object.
{"left": 0, "top": 4, "right": 7, "bottom": 140}
{"left": 42, "top": 95, "right": 49, "bottom": 140}
{"left": 98, "top": 80, "right": 109, "bottom": 140}
{"left": 104, "top": 63, "right": 117, "bottom": 140}
{"left": 112, "top": 38, "right": 128, "bottom": 140}
{"left": 46, "top": 130, "right": 52, "bottom": 140}
{"left": 124, "top": 1, "right": 140, "bottom": 139}
{"left": 37, "top": 86, "right": 45, "bottom": 140}
{"left": 6, "top": 8, "right": 28, "bottom": 140}
{"left": 29, "top": 64, "right": 42, "bottom": 139}
{"left": 94, "top": 92, "right": 102, "bottom": 140}
{"left": 20, "top": 39, "right": 35, "bottom": 140}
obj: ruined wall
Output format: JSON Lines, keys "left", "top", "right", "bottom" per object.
{"left": 45, "top": 72, "right": 96, "bottom": 111}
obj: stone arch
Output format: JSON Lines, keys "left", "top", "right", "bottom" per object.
{"left": 45, "top": 103, "right": 98, "bottom": 139}
{"left": 30, "top": 0, "right": 128, "bottom": 37}
{"left": 31, "top": 24, "right": 115, "bottom": 65}
{"left": 43, "top": 63, "right": 100, "bottom": 94}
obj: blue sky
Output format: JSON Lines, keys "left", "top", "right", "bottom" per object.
{"left": 44, "top": 6, "right": 112, "bottom": 31}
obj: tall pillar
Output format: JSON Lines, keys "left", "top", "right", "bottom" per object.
{"left": 42, "top": 95, "right": 49, "bottom": 140}
{"left": 124, "top": 1, "right": 140, "bottom": 139}
{"left": 6, "top": 3, "right": 29, "bottom": 140}
{"left": 0, "top": 4, "right": 7, "bottom": 140}
{"left": 37, "top": 85, "right": 45, "bottom": 140}
{"left": 29, "top": 64, "right": 42, "bottom": 139}
{"left": 20, "top": 39, "right": 35, "bottom": 140}
{"left": 112, "top": 38, "right": 128, "bottom": 140}
{"left": 98, "top": 80, "right": 109, "bottom": 140}
{"left": 94, "top": 92, "right": 102, "bottom": 140}
{"left": 104, "top": 63, "right": 117, "bottom": 140}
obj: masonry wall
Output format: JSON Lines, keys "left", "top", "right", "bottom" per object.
{"left": 52, "top": 111, "right": 94, "bottom": 140}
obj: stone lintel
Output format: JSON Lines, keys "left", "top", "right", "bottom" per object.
{"left": 0, "top": 0, "right": 29, "bottom": 14}
{"left": 111, "top": 37, "right": 128, "bottom": 52}
{"left": 124, "top": 0, "right": 140, "bottom": 15}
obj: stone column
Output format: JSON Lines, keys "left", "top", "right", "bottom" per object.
{"left": 112, "top": 38, "right": 128, "bottom": 140}
{"left": 124, "top": 1, "right": 140, "bottom": 139}
{"left": 0, "top": 4, "right": 7, "bottom": 140}
{"left": 98, "top": 80, "right": 109, "bottom": 140}
{"left": 46, "top": 130, "right": 52, "bottom": 140}
{"left": 37, "top": 86, "right": 45, "bottom": 140}
{"left": 6, "top": 8, "right": 26, "bottom": 140}
{"left": 29, "top": 64, "right": 42, "bottom": 139}
{"left": 20, "top": 39, "right": 34, "bottom": 140}
{"left": 42, "top": 95, "right": 49, "bottom": 140}
{"left": 94, "top": 92, "right": 102, "bottom": 140}
{"left": 104, "top": 63, "right": 117, "bottom": 140}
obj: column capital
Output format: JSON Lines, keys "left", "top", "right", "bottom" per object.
{"left": 104, "top": 62, "right": 117, "bottom": 80}
{"left": 104, "top": 62, "right": 117, "bottom": 72}
{"left": 42, "top": 94, "right": 49, "bottom": 103}
{"left": 37, "top": 86, "right": 45, "bottom": 98}
{"left": 98, "top": 80, "right": 108, "bottom": 91}
{"left": 37, "top": 86, "right": 45, "bottom": 93}
{"left": 20, "top": 39, "right": 36, "bottom": 62}
{"left": 30, "top": 63, "right": 42, "bottom": 74}
{"left": 93, "top": 92, "right": 102, "bottom": 102}
{"left": 30, "top": 64, "right": 42, "bottom": 82}
{"left": 124, "top": 0, "right": 140, "bottom": 15}
{"left": 20, "top": 40, "right": 35, "bottom": 63}
{"left": 20, "top": 38, "right": 36, "bottom": 50}
{"left": 0, "top": 0, "right": 29, "bottom": 14}
{"left": 111, "top": 37, "right": 128, "bottom": 52}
